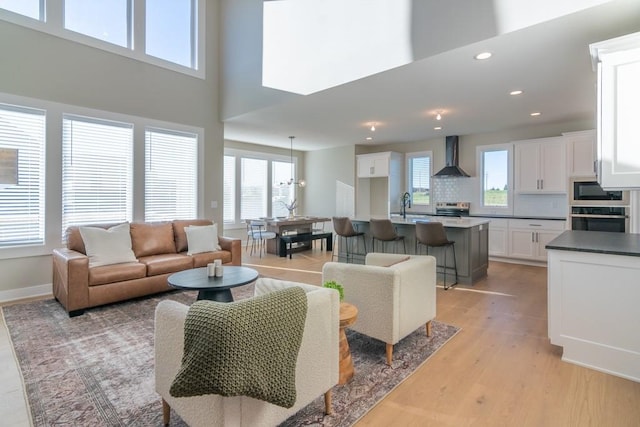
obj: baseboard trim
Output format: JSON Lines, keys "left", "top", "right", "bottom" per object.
{"left": 0, "top": 283, "right": 52, "bottom": 304}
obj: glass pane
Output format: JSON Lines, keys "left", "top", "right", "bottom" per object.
{"left": 0, "top": 0, "right": 41, "bottom": 20}
{"left": 410, "top": 156, "right": 430, "bottom": 205}
{"left": 146, "top": 0, "right": 193, "bottom": 67}
{"left": 145, "top": 129, "right": 197, "bottom": 222}
{"left": 272, "top": 160, "right": 294, "bottom": 217}
{"left": 240, "top": 158, "right": 267, "bottom": 220}
{"left": 0, "top": 104, "right": 45, "bottom": 247}
{"left": 482, "top": 150, "right": 508, "bottom": 207}
{"left": 65, "top": 0, "right": 130, "bottom": 48}
{"left": 223, "top": 156, "right": 235, "bottom": 223}
{"left": 62, "top": 115, "right": 133, "bottom": 234}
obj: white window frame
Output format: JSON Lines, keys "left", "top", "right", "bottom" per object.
{"left": 223, "top": 148, "right": 299, "bottom": 229}
{"left": 0, "top": 103, "right": 46, "bottom": 249}
{"left": 476, "top": 143, "right": 513, "bottom": 215}
{"left": 405, "top": 150, "right": 433, "bottom": 213}
{"left": 0, "top": 91, "right": 203, "bottom": 260}
{"left": 0, "top": 0, "right": 205, "bottom": 78}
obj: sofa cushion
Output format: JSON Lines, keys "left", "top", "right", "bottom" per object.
{"left": 88, "top": 262, "right": 147, "bottom": 286}
{"left": 190, "top": 250, "right": 232, "bottom": 268}
{"left": 131, "top": 222, "right": 176, "bottom": 257}
{"left": 138, "top": 254, "right": 193, "bottom": 276}
{"left": 173, "top": 219, "right": 213, "bottom": 253}
{"left": 79, "top": 223, "right": 138, "bottom": 268}
{"left": 185, "top": 224, "right": 221, "bottom": 255}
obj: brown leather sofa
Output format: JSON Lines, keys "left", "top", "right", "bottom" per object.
{"left": 53, "top": 219, "right": 241, "bottom": 316}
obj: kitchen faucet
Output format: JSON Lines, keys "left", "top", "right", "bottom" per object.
{"left": 401, "top": 192, "right": 412, "bottom": 219}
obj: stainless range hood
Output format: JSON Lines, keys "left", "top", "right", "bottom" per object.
{"left": 433, "top": 135, "right": 470, "bottom": 177}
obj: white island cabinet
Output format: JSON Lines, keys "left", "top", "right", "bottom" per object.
{"left": 547, "top": 230, "right": 640, "bottom": 383}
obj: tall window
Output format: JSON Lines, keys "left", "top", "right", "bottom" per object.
{"left": 272, "top": 160, "right": 295, "bottom": 217}
{"left": 240, "top": 158, "right": 268, "bottom": 220}
{"left": 62, "top": 115, "right": 133, "bottom": 233}
{"left": 1, "top": 1, "right": 201, "bottom": 73}
{"left": 145, "top": 128, "right": 197, "bottom": 221}
{"left": 146, "top": 0, "right": 196, "bottom": 68}
{"left": 0, "top": 104, "right": 45, "bottom": 248}
{"left": 223, "top": 155, "right": 236, "bottom": 223}
{"left": 64, "top": 0, "right": 131, "bottom": 48}
{"left": 0, "top": 0, "right": 42, "bottom": 20}
{"left": 407, "top": 152, "right": 432, "bottom": 208}
{"left": 477, "top": 144, "right": 512, "bottom": 212}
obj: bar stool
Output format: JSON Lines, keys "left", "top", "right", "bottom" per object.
{"left": 370, "top": 218, "right": 406, "bottom": 254}
{"left": 415, "top": 221, "right": 457, "bottom": 290}
{"left": 332, "top": 217, "right": 367, "bottom": 263}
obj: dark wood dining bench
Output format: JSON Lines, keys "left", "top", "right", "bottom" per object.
{"left": 278, "top": 232, "right": 333, "bottom": 258}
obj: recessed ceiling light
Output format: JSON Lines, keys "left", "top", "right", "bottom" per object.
{"left": 510, "top": 90, "right": 523, "bottom": 96}
{"left": 366, "top": 136, "right": 373, "bottom": 140}
{"left": 434, "top": 126, "right": 442, "bottom": 130}
{"left": 474, "top": 52, "right": 492, "bottom": 60}
{"left": 530, "top": 112, "right": 541, "bottom": 117}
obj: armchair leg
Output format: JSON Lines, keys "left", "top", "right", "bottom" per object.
{"left": 386, "top": 343, "right": 393, "bottom": 365}
{"left": 162, "top": 398, "right": 170, "bottom": 426}
{"left": 324, "top": 390, "right": 332, "bottom": 415}
{"left": 426, "top": 320, "right": 432, "bottom": 337}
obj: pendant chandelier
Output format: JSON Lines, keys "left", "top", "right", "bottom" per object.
{"left": 283, "top": 136, "right": 306, "bottom": 187}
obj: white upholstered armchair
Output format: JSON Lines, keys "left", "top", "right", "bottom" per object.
{"left": 155, "top": 278, "right": 339, "bottom": 427}
{"left": 322, "top": 253, "right": 436, "bottom": 365}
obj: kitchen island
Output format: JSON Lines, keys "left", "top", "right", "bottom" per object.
{"left": 546, "top": 230, "right": 640, "bottom": 382}
{"left": 349, "top": 216, "right": 490, "bottom": 285}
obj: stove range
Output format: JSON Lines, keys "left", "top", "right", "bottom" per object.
{"left": 435, "top": 202, "right": 470, "bottom": 217}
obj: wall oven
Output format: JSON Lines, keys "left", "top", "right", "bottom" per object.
{"left": 570, "top": 206, "right": 629, "bottom": 233}
{"left": 570, "top": 177, "right": 629, "bottom": 206}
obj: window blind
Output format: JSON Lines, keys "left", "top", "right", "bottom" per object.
{"left": 272, "top": 160, "right": 294, "bottom": 217}
{"left": 62, "top": 115, "right": 133, "bottom": 234}
{"left": 0, "top": 104, "right": 45, "bottom": 247}
{"left": 240, "top": 158, "right": 268, "bottom": 220}
{"left": 223, "top": 155, "right": 235, "bottom": 223}
{"left": 410, "top": 155, "right": 431, "bottom": 206}
{"left": 145, "top": 128, "right": 197, "bottom": 221}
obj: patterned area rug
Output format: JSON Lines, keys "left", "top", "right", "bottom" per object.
{"left": 3, "top": 286, "right": 459, "bottom": 426}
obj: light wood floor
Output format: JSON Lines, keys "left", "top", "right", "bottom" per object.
{"left": 2, "top": 247, "right": 640, "bottom": 426}
{"left": 242, "top": 248, "right": 640, "bottom": 427}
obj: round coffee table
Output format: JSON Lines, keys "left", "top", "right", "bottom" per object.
{"left": 167, "top": 266, "right": 259, "bottom": 302}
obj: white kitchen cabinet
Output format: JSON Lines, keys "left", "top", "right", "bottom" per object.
{"left": 564, "top": 130, "right": 596, "bottom": 178}
{"left": 514, "top": 137, "right": 566, "bottom": 194}
{"left": 476, "top": 217, "right": 509, "bottom": 257}
{"left": 590, "top": 32, "right": 640, "bottom": 189}
{"left": 357, "top": 152, "right": 393, "bottom": 177}
{"left": 507, "top": 219, "right": 565, "bottom": 261}
{"left": 355, "top": 152, "right": 402, "bottom": 217}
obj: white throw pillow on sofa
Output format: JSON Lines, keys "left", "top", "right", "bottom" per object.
{"left": 185, "top": 224, "right": 221, "bottom": 255}
{"left": 79, "top": 223, "right": 138, "bottom": 267}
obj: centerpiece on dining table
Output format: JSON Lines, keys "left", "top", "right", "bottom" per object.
{"left": 281, "top": 199, "right": 297, "bottom": 218}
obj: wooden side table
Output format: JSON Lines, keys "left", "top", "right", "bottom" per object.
{"left": 338, "top": 302, "right": 358, "bottom": 385}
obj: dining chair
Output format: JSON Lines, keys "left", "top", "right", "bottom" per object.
{"left": 246, "top": 220, "right": 276, "bottom": 258}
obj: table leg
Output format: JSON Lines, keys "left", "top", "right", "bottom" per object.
{"left": 198, "top": 289, "right": 233, "bottom": 302}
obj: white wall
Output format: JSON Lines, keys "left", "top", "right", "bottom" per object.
{"left": 0, "top": 5, "right": 222, "bottom": 298}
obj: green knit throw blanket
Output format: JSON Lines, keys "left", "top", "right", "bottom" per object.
{"left": 169, "top": 286, "right": 308, "bottom": 408}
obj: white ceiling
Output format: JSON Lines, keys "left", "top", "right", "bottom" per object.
{"left": 222, "top": 0, "right": 640, "bottom": 152}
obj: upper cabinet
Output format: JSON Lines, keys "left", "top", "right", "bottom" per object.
{"left": 564, "top": 130, "right": 596, "bottom": 178}
{"left": 590, "top": 32, "right": 640, "bottom": 189}
{"left": 514, "top": 137, "right": 566, "bottom": 194}
{"left": 357, "top": 152, "right": 395, "bottom": 178}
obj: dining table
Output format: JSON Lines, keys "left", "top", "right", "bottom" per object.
{"left": 254, "top": 216, "right": 331, "bottom": 256}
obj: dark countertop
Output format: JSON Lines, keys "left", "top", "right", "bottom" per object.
{"left": 546, "top": 230, "right": 640, "bottom": 257}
